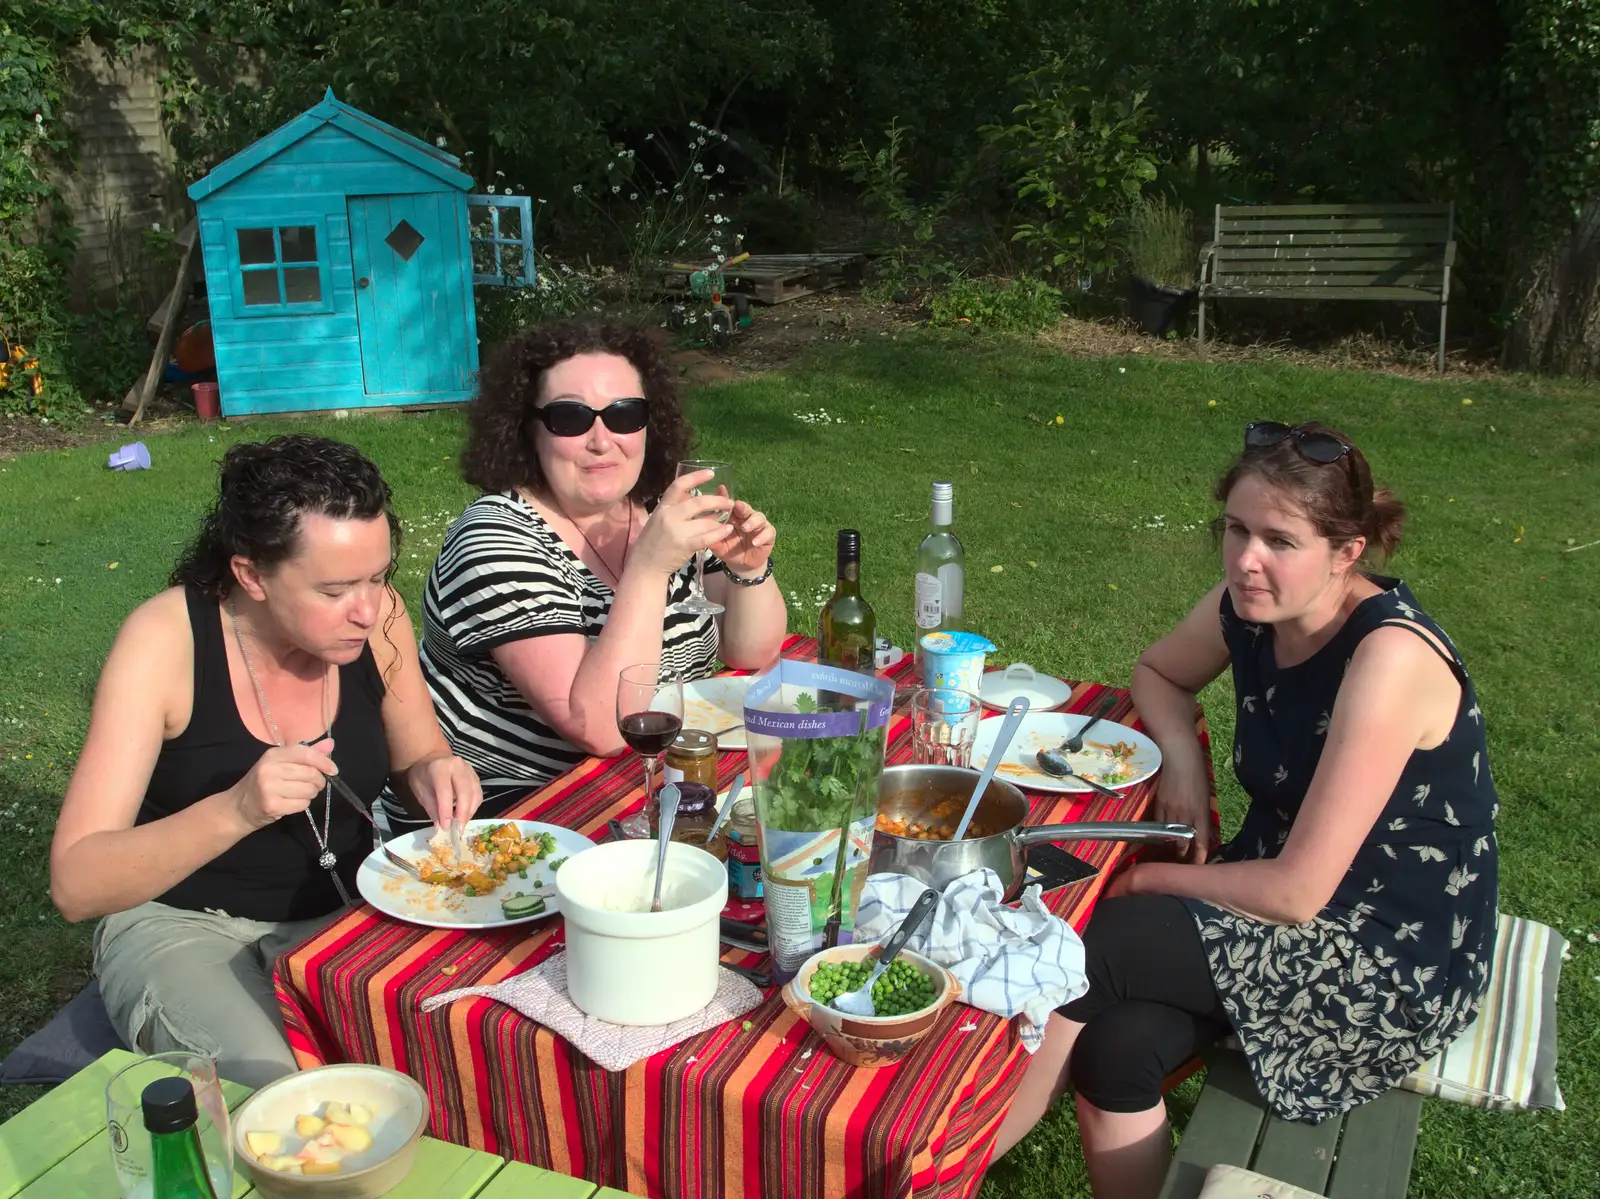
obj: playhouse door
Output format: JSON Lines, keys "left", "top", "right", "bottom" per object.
{"left": 348, "top": 193, "right": 471, "bottom": 397}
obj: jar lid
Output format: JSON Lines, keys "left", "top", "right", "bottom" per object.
{"left": 728, "top": 795, "right": 758, "bottom": 827}
{"left": 670, "top": 781, "right": 717, "bottom": 817}
{"left": 670, "top": 729, "right": 717, "bottom": 757}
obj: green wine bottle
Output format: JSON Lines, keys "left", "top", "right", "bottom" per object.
{"left": 818, "top": 529, "right": 877, "bottom": 680}
{"left": 142, "top": 1076, "right": 219, "bottom": 1199}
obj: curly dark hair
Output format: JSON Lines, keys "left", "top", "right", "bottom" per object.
{"left": 460, "top": 320, "right": 691, "bottom": 502}
{"left": 170, "top": 434, "right": 402, "bottom": 598}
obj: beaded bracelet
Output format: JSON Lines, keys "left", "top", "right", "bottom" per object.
{"left": 725, "top": 555, "right": 774, "bottom": 587}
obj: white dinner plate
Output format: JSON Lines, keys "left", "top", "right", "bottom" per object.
{"left": 682, "top": 676, "right": 750, "bottom": 750}
{"left": 356, "top": 819, "right": 594, "bottom": 930}
{"left": 971, "top": 711, "right": 1162, "bottom": 794}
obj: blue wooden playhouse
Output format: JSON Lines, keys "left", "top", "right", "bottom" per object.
{"left": 187, "top": 89, "right": 532, "bottom": 416}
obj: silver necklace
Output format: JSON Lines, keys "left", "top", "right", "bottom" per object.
{"left": 227, "top": 599, "right": 344, "bottom": 888}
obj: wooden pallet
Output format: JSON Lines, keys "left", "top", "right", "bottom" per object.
{"left": 652, "top": 252, "right": 866, "bottom": 305}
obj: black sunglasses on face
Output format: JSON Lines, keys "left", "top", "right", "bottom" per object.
{"left": 1244, "top": 420, "right": 1353, "bottom": 465}
{"left": 530, "top": 398, "right": 650, "bottom": 437}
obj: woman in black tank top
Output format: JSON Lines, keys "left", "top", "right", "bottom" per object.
{"left": 49, "top": 436, "right": 481, "bottom": 1085}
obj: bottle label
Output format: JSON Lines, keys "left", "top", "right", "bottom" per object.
{"left": 915, "top": 572, "right": 942, "bottom": 628}
{"left": 937, "top": 564, "right": 964, "bottom": 622}
{"left": 663, "top": 764, "right": 684, "bottom": 786}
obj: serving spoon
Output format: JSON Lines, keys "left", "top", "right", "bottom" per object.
{"left": 830, "top": 888, "right": 939, "bottom": 1017}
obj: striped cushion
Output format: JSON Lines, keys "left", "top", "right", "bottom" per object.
{"left": 1400, "top": 913, "right": 1567, "bottom": 1111}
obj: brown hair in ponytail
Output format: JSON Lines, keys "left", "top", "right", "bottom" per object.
{"left": 1215, "top": 422, "right": 1407, "bottom": 562}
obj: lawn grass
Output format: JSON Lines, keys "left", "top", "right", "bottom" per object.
{"left": 0, "top": 332, "right": 1595, "bottom": 1195}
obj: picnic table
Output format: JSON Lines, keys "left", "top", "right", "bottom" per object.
{"left": 0, "top": 1047, "right": 632, "bottom": 1198}
{"left": 276, "top": 636, "right": 1214, "bottom": 1199}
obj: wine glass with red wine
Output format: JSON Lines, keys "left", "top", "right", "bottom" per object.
{"left": 616, "top": 663, "right": 685, "bottom": 838}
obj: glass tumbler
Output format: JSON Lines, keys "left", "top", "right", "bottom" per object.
{"left": 106, "top": 1050, "right": 234, "bottom": 1199}
{"left": 909, "top": 686, "right": 983, "bottom": 768}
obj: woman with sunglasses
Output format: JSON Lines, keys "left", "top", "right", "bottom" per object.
{"left": 990, "top": 422, "right": 1498, "bottom": 1198}
{"left": 406, "top": 320, "right": 786, "bottom": 819}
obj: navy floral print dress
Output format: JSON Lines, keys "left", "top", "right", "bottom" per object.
{"left": 1182, "top": 576, "right": 1499, "bottom": 1122}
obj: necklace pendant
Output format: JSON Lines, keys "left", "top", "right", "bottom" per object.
{"left": 319, "top": 850, "right": 337, "bottom": 870}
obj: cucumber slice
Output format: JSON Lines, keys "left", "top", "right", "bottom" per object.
{"left": 500, "top": 894, "right": 546, "bottom": 920}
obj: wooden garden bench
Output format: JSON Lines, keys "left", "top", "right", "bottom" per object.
{"left": 1159, "top": 1052, "right": 1423, "bottom": 1199}
{"left": 1197, "top": 203, "right": 1456, "bottom": 371}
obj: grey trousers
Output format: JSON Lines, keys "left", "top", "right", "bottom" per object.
{"left": 93, "top": 901, "right": 343, "bottom": 1089}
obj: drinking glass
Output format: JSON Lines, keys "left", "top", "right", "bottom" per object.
{"left": 670, "top": 459, "right": 735, "bottom": 616}
{"left": 106, "top": 1050, "right": 234, "bottom": 1199}
{"left": 616, "top": 664, "right": 686, "bottom": 838}
{"left": 909, "top": 687, "right": 983, "bottom": 768}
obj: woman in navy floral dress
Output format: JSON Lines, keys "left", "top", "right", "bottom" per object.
{"left": 990, "top": 422, "right": 1498, "bottom": 1198}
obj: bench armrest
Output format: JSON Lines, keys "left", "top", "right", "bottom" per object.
{"left": 1198, "top": 242, "right": 1216, "bottom": 286}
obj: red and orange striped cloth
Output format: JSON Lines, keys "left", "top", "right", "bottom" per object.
{"left": 276, "top": 637, "right": 1212, "bottom": 1198}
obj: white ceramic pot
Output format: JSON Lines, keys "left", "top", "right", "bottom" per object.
{"left": 555, "top": 838, "right": 728, "bottom": 1026}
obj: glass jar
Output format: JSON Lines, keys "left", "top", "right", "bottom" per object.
{"left": 651, "top": 781, "right": 727, "bottom": 861}
{"left": 725, "top": 796, "right": 762, "bottom": 898}
{"left": 663, "top": 729, "right": 718, "bottom": 789}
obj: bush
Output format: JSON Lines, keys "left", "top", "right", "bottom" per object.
{"left": 736, "top": 191, "right": 817, "bottom": 253}
{"left": 475, "top": 254, "right": 605, "bottom": 350}
{"left": 929, "top": 275, "right": 1062, "bottom": 333}
{"left": 1126, "top": 194, "right": 1196, "bottom": 289}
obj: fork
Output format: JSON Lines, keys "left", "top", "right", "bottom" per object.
{"left": 1055, "top": 696, "right": 1116, "bottom": 756}
{"left": 325, "top": 772, "right": 424, "bottom": 881}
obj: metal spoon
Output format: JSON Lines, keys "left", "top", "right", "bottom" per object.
{"left": 706, "top": 772, "right": 746, "bottom": 845}
{"left": 953, "top": 696, "right": 1029, "bottom": 840}
{"left": 1033, "top": 750, "right": 1125, "bottom": 797}
{"left": 651, "top": 783, "right": 682, "bottom": 913}
{"left": 830, "top": 888, "right": 939, "bottom": 1017}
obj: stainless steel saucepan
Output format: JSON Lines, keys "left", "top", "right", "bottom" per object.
{"left": 868, "top": 765, "right": 1194, "bottom": 899}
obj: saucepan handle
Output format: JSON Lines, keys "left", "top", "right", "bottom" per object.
{"left": 1014, "top": 821, "right": 1195, "bottom": 848}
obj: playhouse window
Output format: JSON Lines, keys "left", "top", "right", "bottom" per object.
{"left": 467, "top": 195, "right": 535, "bottom": 286}
{"left": 237, "top": 225, "right": 323, "bottom": 307}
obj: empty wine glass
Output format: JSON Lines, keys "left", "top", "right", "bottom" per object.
{"left": 670, "top": 459, "right": 735, "bottom": 616}
{"left": 616, "top": 664, "right": 685, "bottom": 838}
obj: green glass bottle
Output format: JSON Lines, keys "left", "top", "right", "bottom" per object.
{"left": 142, "top": 1076, "right": 219, "bottom": 1199}
{"left": 818, "top": 529, "right": 877, "bottom": 678}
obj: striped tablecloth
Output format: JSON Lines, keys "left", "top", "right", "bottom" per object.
{"left": 276, "top": 638, "right": 1212, "bottom": 1199}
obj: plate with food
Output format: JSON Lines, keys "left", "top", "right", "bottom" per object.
{"left": 970, "top": 711, "right": 1162, "bottom": 794}
{"left": 682, "top": 675, "right": 750, "bottom": 749}
{"left": 356, "top": 819, "right": 594, "bottom": 929}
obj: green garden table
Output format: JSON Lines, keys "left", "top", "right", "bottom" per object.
{"left": 0, "top": 1049, "right": 634, "bottom": 1198}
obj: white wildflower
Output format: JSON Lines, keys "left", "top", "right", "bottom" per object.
{"left": 495, "top": 169, "right": 505, "bottom": 177}
{"left": 693, "top": 162, "right": 705, "bottom": 173}
{"left": 612, "top": 184, "right": 620, "bottom": 194}
{"left": 435, "top": 136, "right": 447, "bottom": 147}
{"left": 630, "top": 192, "right": 639, "bottom": 200}
{"left": 486, "top": 185, "right": 496, "bottom": 194}
{"left": 572, "top": 184, "right": 583, "bottom": 194}
{"left": 716, "top": 164, "right": 725, "bottom": 173}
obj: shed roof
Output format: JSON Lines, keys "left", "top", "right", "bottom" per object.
{"left": 187, "top": 88, "right": 473, "bottom": 201}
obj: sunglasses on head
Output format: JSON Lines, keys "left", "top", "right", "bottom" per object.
{"left": 1244, "top": 420, "right": 1353, "bottom": 465}
{"left": 530, "top": 398, "right": 650, "bottom": 437}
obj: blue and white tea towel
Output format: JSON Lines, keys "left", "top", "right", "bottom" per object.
{"left": 856, "top": 870, "right": 1087, "bottom": 1052}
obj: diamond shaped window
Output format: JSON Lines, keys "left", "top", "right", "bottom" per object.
{"left": 385, "top": 220, "right": 424, "bottom": 261}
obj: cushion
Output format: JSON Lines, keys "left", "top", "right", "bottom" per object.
{"left": 1198, "top": 1163, "right": 1322, "bottom": 1199}
{"left": 1399, "top": 912, "right": 1567, "bottom": 1111}
{"left": 0, "top": 981, "right": 129, "bottom": 1086}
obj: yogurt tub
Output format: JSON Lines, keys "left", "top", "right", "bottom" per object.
{"left": 555, "top": 839, "right": 728, "bottom": 1026}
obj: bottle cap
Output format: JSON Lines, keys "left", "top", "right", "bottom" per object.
{"left": 931, "top": 481, "right": 953, "bottom": 502}
{"left": 141, "top": 1076, "right": 198, "bottom": 1135}
{"left": 836, "top": 529, "right": 861, "bottom": 555}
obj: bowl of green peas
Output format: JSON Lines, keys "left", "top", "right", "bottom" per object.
{"left": 781, "top": 945, "right": 961, "bottom": 1068}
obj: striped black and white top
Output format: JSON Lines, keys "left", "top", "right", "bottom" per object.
{"left": 416, "top": 492, "right": 722, "bottom": 811}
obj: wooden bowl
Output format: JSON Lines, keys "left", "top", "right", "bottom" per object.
{"left": 232, "top": 1063, "right": 428, "bottom": 1198}
{"left": 781, "top": 944, "right": 961, "bottom": 1068}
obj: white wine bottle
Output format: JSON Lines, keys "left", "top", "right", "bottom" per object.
{"left": 914, "top": 481, "right": 964, "bottom": 677}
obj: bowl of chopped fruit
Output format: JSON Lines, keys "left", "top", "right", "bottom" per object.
{"left": 233, "top": 1063, "right": 427, "bottom": 1197}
